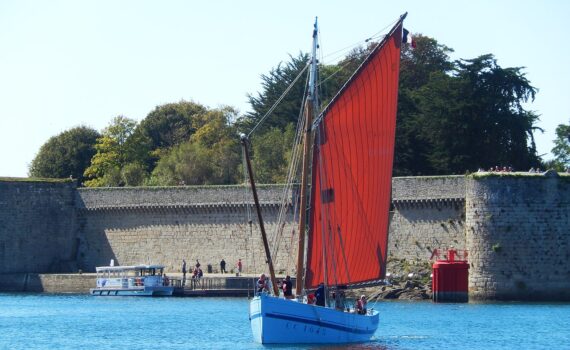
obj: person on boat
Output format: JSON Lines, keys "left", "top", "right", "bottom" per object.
{"left": 307, "top": 293, "right": 316, "bottom": 305}
{"left": 281, "top": 275, "right": 293, "bottom": 299}
{"left": 163, "top": 274, "right": 170, "bottom": 286}
{"left": 356, "top": 295, "right": 367, "bottom": 315}
{"left": 315, "top": 283, "right": 325, "bottom": 307}
{"left": 256, "top": 273, "right": 269, "bottom": 295}
{"left": 220, "top": 258, "right": 226, "bottom": 274}
{"left": 333, "top": 289, "right": 346, "bottom": 310}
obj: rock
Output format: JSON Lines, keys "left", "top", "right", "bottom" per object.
{"left": 398, "top": 289, "right": 429, "bottom": 300}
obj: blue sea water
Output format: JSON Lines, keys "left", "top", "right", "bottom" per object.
{"left": 0, "top": 294, "right": 568, "bottom": 350}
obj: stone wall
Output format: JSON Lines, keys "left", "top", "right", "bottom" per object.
{"left": 76, "top": 185, "right": 287, "bottom": 209}
{"left": 5, "top": 174, "right": 568, "bottom": 300}
{"left": 75, "top": 179, "right": 465, "bottom": 277}
{"left": 466, "top": 172, "right": 570, "bottom": 301}
{"left": 388, "top": 204, "right": 465, "bottom": 264}
{"left": 77, "top": 185, "right": 298, "bottom": 275}
{"left": 388, "top": 176, "right": 466, "bottom": 271}
{"left": 0, "top": 273, "right": 94, "bottom": 292}
{"left": 0, "top": 179, "right": 78, "bottom": 273}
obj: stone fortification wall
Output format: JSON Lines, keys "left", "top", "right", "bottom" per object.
{"left": 76, "top": 179, "right": 465, "bottom": 277}
{"left": 392, "top": 175, "right": 465, "bottom": 200}
{"left": 387, "top": 176, "right": 466, "bottom": 272}
{"left": 0, "top": 179, "right": 78, "bottom": 273}
{"left": 466, "top": 172, "right": 570, "bottom": 301}
{"left": 76, "top": 185, "right": 287, "bottom": 209}
{"left": 77, "top": 185, "right": 298, "bottom": 275}
{"left": 4, "top": 174, "right": 570, "bottom": 300}
{"left": 0, "top": 273, "right": 94, "bottom": 293}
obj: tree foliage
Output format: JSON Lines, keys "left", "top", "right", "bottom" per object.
{"left": 395, "top": 36, "right": 541, "bottom": 174}
{"left": 134, "top": 100, "right": 208, "bottom": 170}
{"left": 83, "top": 116, "right": 139, "bottom": 187}
{"left": 29, "top": 126, "right": 100, "bottom": 182}
{"left": 33, "top": 32, "right": 547, "bottom": 186}
{"left": 149, "top": 107, "right": 241, "bottom": 186}
{"left": 251, "top": 124, "right": 296, "bottom": 183}
{"left": 552, "top": 120, "right": 570, "bottom": 170}
{"left": 243, "top": 35, "right": 542, "bottom": 176}
{"left": 238, "top": 53, "right": 309, "bottom": 134}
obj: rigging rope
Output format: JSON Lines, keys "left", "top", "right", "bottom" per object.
{"left": 247, "top": 63, "right": 310, "bottom": 138}
{"left": 318, "top": 19, "right": 396, "bottom": 66}
{"left": 269, "top": 73, "right": 309, "bottom": 271}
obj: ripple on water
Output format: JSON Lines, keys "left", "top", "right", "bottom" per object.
{"left": 0, "top": 295, "right": 569, "bottom": 350}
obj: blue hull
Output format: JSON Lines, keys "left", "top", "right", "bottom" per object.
{"left": 249, "top": 294, "right": 379, "bottom": 344}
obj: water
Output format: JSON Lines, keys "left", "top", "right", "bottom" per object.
{"left": 0, "top": 294, "right": 569, "bottom": 350}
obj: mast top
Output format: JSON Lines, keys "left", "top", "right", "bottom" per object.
{"left": 308, "top": 16, "right": 319, "bottom": 106}
{"left": 313, "top": 17, "right": 318, "bottom": 37}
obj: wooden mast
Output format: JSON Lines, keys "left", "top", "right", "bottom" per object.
{"left": 240, "top": 134, "right": 279, "bottom": 296}
{"left": 295, "top": 18, "right": 319, "bottom": 296}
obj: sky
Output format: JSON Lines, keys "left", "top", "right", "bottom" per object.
{"left": 1, "top": 0, "right": 568, "bottom": 177}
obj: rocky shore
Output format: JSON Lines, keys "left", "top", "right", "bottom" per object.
{"left": 350, "top": 259, "right": 433, "bottom": 301}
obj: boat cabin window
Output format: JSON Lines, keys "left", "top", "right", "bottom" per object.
{"left": 96, "top": 266, "right": 165, "bottom": 278}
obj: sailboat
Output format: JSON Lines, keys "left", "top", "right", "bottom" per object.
{"left": 241, "top": 13, "right": 407, "bottom": 344}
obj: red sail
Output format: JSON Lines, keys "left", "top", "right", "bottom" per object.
{"left": 305, "top": 22, "right": 403, "bottom": 289}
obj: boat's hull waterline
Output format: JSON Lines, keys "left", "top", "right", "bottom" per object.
{"left": 89, "top": 286, "right": 173, "bottom": 296}
{"left": 249, "top": 294, "right": 378, "bottom": 344}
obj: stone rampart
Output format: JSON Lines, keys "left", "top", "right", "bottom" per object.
{"left": 466, "top": 172, "right": 570, "bottom": 301}
{"left": 0, "top": 179, "right": 78, "bottom": 273}
{"left": 76, "top": 185, "right": 297, "bottom": 275}
{"left": 0, "top": 273, "right": 94, "bottom": 292}
{"left": 76, "top": 184, "right": 287, "bottom": 209}
{"left": 4, "top": 174, "right": 568, "bottom": 300}
{"left": 75, "top": 179, "right": 465, "bottom": 278}
{"left": 389, "top": 176, "right": 466, "bottom": 268}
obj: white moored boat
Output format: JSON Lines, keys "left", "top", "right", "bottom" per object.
{"left": 90, "top": 264, "right": 174, "bottom": 296}
{"left": 241, "top": 13, "right": 407, "bottom": 344}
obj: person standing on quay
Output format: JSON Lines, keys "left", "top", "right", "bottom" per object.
{"left": 182, "top": 259, "right": 187, "bottom": 286}
{"left": 220, "top": 258, "right": 226, "bottom": 274}
{"left": 237, "top": 259, "right": 243, "bottom": 276}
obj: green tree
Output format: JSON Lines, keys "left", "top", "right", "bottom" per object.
{"left": 399, "top": 35, "right": 454, "bottom": 89}
{"left": 29, "top": 126, "right": 100, "bottom": 182}
{"left": 251, "top": 124, "right": 296, "bottom": 183}
{"left": 395, "top": 35, "right": 454, "bottom": 175}
{"left": 395, "top": 36, "right": 541, "bottom": 174}
{"left": 149, "top": 142, "right": 213, "bottom": 186}
{"left": 552, "top": 120, "right": 570, "bottom": 170}
{"left": 121, "top": 162, "right": 148, "bottom": 186}
{"left": 192, "top": 107, "right": 241, "bottom": 184}
{"left": 238, "top": 53, "right": 309, "bottom": 133}
{"left": 452, "top": 55, "right": 538, "bottom": 172}
{"left": 135, "top": 100, "right": 208, "bottom": 170}
{"left": 149, "top": 107, "right": 241, "bottom": 185}
{"left": 83, "top": 116, "right": 138, "bottom": 187}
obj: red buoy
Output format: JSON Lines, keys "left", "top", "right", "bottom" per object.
{"left": 432, "top": 249, "right": 469, "bottom": 303}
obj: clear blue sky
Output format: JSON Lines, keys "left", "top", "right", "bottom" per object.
{"left": 1, "top": 0, "right": 568, "bottom": 177}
